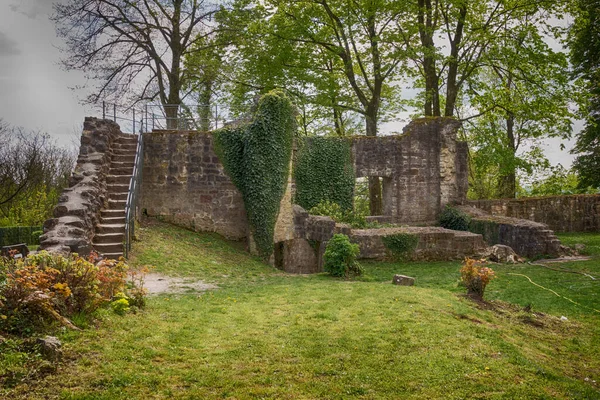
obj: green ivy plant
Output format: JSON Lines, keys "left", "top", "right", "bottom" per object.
{"left": 214, "top": 91, "right": 296, "bottom": 258}
{"left": 439, "top": 206, "right": 471, "bottom": 231}
{"left": 294, "top": 137, "right": 355, "bottom": 211}
{"left": 382, "top": 233, "right": 419, "bottom": 260}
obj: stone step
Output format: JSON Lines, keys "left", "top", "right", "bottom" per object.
{"left": 107, "top": 184, "right": 130, "bottom": 193}
{"left": 101, "top": 252, "right": 124, "bottom": 260}
{"left": 113, "top": 148, "right": 137, "bottom": 156}
{"left": 110, "top": 166, "right": 135, "bottom": 175}
{"left": 96, "top": 223, "right": 126, "bottom": 234}
{"left": 115, "top": 134, "right": 138, "bottom": 143}
{"left": 109, "top": 161, "right": 135, "bottom": 169}
{"left": 114, "top": 144, "right": 138, "bottom": 151}
{"left": 101, "top": 209, "right": 125, "bottom": 218}
{"left": 93, "top": 242, "right": 124, "bottom": 254}
{"left": 108, "top": 199, "right": 127, "bottom": 210}
{"left": 100, "top": 216, "right": 127, "bottom": 225}
{"left": 107, "top": 175, "right": 133, "bottom": 185}
{"left": 93, "top": 232, "right": 124, "bottom": 244}
{"left": 113, "top": 154, "right": 135, "bottom": 163}
{"left": 109, "top": 192, "right": 129, "bottom": 201}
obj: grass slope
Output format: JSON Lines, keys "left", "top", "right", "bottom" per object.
{"left": 2, "top": 221, "right": 600, "bottom": 399}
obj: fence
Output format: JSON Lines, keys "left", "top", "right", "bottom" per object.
{"left": 0, "top": 226, "right": 43, "bottom": 247}
{"left": 101, "top": 102, "right": 222, "bottom": 133}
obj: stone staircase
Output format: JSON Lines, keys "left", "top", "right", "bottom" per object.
{"left": 92, "top": 134, "right": 138, "bottom": 259}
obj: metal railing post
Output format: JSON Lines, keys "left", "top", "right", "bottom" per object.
{"left": 133, "top": 108, "right": 136, "bottom": 134}
{"left": 103, "top": 102, "right": 106, "bottom": 119}
{"left": 113, "top": 104, "right": 116, "bottom": 122}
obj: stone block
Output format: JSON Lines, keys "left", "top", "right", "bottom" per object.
{"left": 392, "top": 274, "right": 415, "bottom": 286}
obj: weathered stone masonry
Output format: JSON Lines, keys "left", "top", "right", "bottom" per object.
{"left": 140, "top": 117, "right": 469, "bottom": 244}
{"left": 40, "top": 118, "right": 122, "bottom": 255}
{"left": 352, "top": 117, "right": 467, "bottom": 225}
{"left": 468, "top": 195, "right": 600, "bottom": 233}
{"left": 140, "top": 131, "right": 247, "bottom": 239}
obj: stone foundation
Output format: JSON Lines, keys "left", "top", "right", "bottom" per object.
{"left": 457, "top": 205, "right": 561, "bottom": 258}
{"left": 467, "top": 195, "right": 600, "bottom": 233}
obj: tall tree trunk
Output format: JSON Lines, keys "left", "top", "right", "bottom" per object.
{"left": 198, "top": 80, "right": 213, "bottom": 132}
{"left": 444, "top": 4, "right": 467, "bottom": 117}
{"left": 366, "top": 112, "right": 383, "bottom": 215}
{"left": 497, "top": 112, "right": 517, "bottom": 198}
{"left": 419, "top": 0, "right": 440, "bottom": 117}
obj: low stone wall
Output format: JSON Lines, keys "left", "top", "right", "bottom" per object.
{"left": 40, "top": 118, "right": 121, "bottom": 255}
{"left": 140, "top": 131, "right": 247, "bottom": 240}
{"left": 467, "top": 195, "right": 600, "bottom": 233}
{"left": 274, "top": 206, "right": 487, "bottom": 273}
{"left": 457, "top": 206, "right": 561, "bottom": 258}
{"left": 349, "top": 227, "right": 486, "bottom": 261}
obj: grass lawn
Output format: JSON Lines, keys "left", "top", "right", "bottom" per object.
{"left": 2, "top": 221, "right": 600, "bottom": 399}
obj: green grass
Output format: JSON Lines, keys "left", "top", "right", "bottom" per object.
{"left": 2, "top": 222, "right": 600, "bottom": 399}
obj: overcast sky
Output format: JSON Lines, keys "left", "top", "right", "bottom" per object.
{"left": 0, "top": 0, "right": 578, "bottom": 167}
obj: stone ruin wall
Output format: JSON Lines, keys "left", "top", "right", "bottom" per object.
{"left": 467, "top": 195, "right": 600, "bottom": 233}
{"left": 40, "top": 118, "right": 122, "bottom": 255}
{"left": 352, "top": 117, "right": 467, "bottom": 225}
{"left": 457, "top": 205, "right": 562, "bottom": 258}
{"left": 140, "top": 131, "right": 248, "bottom": 240}
{"left": 140, "top": 117, "right": 469, "bottom": 245}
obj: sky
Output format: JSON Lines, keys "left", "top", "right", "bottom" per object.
{"left": 0, "top": 0, "right": 578, "bottom": 167}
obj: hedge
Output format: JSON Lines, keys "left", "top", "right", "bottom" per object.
{"left": 0, "top": 226, "right": 43, "bottom": 247}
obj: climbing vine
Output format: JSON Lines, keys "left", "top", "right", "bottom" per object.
{"left": 214, "top": 91, "right": 296, "bottom": 258}
{"left": 294, "top": 137, "right": 355, "bottom": 211}
{"left": 382, "top": 233, "right": 419, "bottom": 260}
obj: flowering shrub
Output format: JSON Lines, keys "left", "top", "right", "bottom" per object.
{"left": 460, "top": 258, "right": 496, "bottom": 299}
{"left": 0, "top": 251, "right": 148, "bottom": 334}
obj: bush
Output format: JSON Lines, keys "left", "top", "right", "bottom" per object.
{"left": 309, "top": 200, "right": 367, "bottom": 228}
{"left": 439, "top": 206, "right": 471, "bottom": 231}
{"left": 460, "top": 258, "right": 496, "bottom": 299}
{"left": 0, "top": 251, "right": 147, "bottom": 334}
{"left": 323, "top": 234, "right": 363, "bottom": 278}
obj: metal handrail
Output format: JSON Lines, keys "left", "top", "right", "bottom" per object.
{"left": 102, "top": 102, "right": 220, "bottom": 133}
{"left": 123, "top": 129, "right": 144, "bottom": 258}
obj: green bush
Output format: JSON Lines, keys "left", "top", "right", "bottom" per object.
{"left": 309, "top": 200, "right": 367, "bottom": 228}
{"left": 323, "top": 234, "right": 363, "bottom": 278}
{"left": 0, "top": 226, "right": 43, "bottom": 246}
{"left": 381, "top": 233, "right": 419, "bottom": 260}
{"left": 214, "top": 90, "right": 296, "bottom": 258}
{"left": 439, "top": 206, "right": 471, "bottom": 231}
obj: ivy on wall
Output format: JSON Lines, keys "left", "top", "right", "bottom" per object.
{"left": 214, "top": 91, "right": 296, "bottom": 258}
{"left": 382, "top": 233, "right": 419, "bottom": 260}
{"left": 294, "top": 137, "right": 355, "bottom": 211}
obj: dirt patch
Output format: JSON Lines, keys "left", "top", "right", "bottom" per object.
{"left": 143, "top": 273, "right": 217, "bottom": 295}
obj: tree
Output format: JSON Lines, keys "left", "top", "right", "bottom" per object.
{"left": 570, "top": 0, "right": 600, "bottom": 189}
{"left": 463, "top": 12, "right": 573, "bottom": 199}
{"left": 53, "top": 0, "right": 220, "bottom": 127}
{"left": 399, "top": 0, "right": 568, "bottom": 118}
{"left": 222, "top": 0, "right": 408, "bottom": 214}
{"left": 0, "top": 123, "right": 75, "bottom": 226}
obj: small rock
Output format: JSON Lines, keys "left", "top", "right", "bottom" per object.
{"left": 37, "top": 336, "right": 62, "bottom": 361}
{"left": 560, "top": 316, "right": 568, "bottom": 321}
{"left": 486, "top": 244, "right": 522, "bottom": 264}
{"left": 574, "top": 243, "right": 586, "bottom": 253}
{"left": 392, "top": 274, "right": 415, "bottom": 286}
